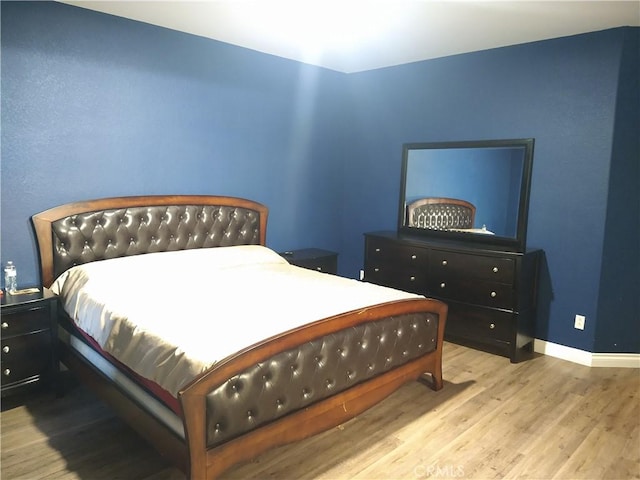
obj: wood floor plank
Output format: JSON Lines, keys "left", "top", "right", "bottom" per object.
{"left": 1, "top": 342, "right": 638, "bottom": 480}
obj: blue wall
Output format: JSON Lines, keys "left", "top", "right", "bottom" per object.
{"left": 341, "top": 28, "right": 639, "bottom": 353}
{"left": 1, "top": 1, "right": 347, "bottom": 278}
{"left": 594, "top": 27, "right": 640, "bottom": 353}
{"left": 2, "top": 2, "right": 637, "bottom": 354}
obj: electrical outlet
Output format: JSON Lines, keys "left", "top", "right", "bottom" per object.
{"left": 574, "top": 314, "right": 586, "bottom": 330}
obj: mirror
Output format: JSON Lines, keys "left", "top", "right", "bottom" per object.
{"left": 398, "top": 138, "right": 535, "bottom": 252}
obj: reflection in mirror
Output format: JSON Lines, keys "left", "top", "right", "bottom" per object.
{"left": 406, "top": 197, "right": 477, "bottom": 231}
{"left": 398, "top": 139, "right": 534, "bottom": 252}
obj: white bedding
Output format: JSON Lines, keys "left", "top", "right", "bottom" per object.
{"left": 52, "top": 246, "right": 420, "bottom": 397}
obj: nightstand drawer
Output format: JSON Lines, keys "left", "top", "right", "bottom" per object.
{"left": 292, "top": 257, "right": 337, "bottom": 273}
{"left": 1, "top": 331, "right": 52, "bottom": 385}
{"left": 280, "top": 248, "right": 338, "bottom": 274}
{"left": 1, "top": 306, "right": 51, "bottom": 337}
{"left": 1, "top": 287, "right": 58, "bottom": 397}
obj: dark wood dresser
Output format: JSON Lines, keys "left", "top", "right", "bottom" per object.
{"left": 364, "top": 231, "right": 541, "bottom": 362}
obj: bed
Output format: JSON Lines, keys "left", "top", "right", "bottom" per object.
{"left": 32, "top": 195, "right": 448, "bottom": 479}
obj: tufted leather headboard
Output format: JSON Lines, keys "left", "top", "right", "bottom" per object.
{"left": 32, "top": 195, "right": 268, "bottom": 287}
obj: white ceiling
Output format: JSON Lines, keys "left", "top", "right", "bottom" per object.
{"left": 60, "top": 1, "right": 639, "bottom": 73}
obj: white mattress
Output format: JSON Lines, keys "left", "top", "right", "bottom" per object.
{"left": 52, "top": 246, "right": 420, "bottom": 397}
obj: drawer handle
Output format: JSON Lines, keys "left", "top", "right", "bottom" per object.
{"left": 374, "top": 268, "right": 380, "bottom": 272}
{"left": 490, "top": 291, "right": 497, "bottom": 298}
{"left": 411, "top": 254, "right": 417, "bottom": 260}
{"left": 492, "top": 267, "right": 499, "bottom": 273}
{"left": 316, "top": 267, "right": 322, "bottom": 271}
{"left": 2, "top": 346, "right": 9, "bottom": 354}
{"left": 375, "top": 248, "right": 381, "bottom": 252}
{"left": 410, "top": 276, "right": 416, "bottom": 282}
{"left": 489, "top": 323, "right": 496, "bottom": 329}
{"left": 440, "top": 282, "right": 446, "bottom": 289}
{"left": 3, "top": 369, "right": 10, "bottom": 377}
{"left": 441, "top": 260, "right": 448, "bottom": 266}
{"left": 1, "top": 322, "right": 8, "bottom": 330}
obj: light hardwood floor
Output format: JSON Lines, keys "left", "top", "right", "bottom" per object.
{"left": 2, "top": 342, "right": 638, "bottom": 479}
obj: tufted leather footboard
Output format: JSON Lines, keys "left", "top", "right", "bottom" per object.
{"left": 205, "top": 310, "right": 439, "bottom": 448}
{"left": 179, "top": 297, "right": 447, "bottom": 479}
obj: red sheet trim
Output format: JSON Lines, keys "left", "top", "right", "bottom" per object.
{"left": 71, "top": 324, "right": 182, "bottom": 415}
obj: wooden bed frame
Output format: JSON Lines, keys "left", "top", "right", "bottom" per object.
{"left": 32, "top": 195, "right": 448, "bottom": 479}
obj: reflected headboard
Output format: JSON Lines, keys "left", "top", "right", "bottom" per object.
{"left": 406, "top": 197, "right": 475, "bottom": 230}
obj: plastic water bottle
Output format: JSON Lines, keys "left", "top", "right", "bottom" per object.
{"left": 4, "top": 261, "right": 17, "bottom": 294}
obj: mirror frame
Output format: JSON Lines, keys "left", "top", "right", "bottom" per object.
{"left": 397, "top": 138, "right": 535, "bottom": 253}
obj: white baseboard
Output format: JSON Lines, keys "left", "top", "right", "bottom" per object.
{"left": 534, "top": 339, "right": 640, "bottom": 368}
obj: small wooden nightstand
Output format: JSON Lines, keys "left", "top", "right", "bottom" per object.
{"left": 280, "top": 248, "right": 338, "bottom": 274}
{"left": 1, "top": 287, "right": 58, "bottom": 398}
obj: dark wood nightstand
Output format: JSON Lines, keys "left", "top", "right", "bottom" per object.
{"left": 1, "top": 287, "right": 58, "bottom": 398}
{"left": 280, "top": 248, "right": 338, "bottom": 274}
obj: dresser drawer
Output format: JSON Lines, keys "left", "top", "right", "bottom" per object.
{"left": 445, "top": 304, "right": 513, "bottom": 343}
{"left": 430, "top": 250, "right": 514, "bottom": 283}
{"left": 1, "top": 331, "right": 52, "bottom": 385}
{"left": 366, "top": 237, "right": 429, "bottom": 268}
{"left": 1, "top": 306, "right": 51, "bottom": 337}
{"left": 427, "top": 277, "right": 515, "bottom": 310}
{"left": 365, "top": 264, "right": 427, "bottom": 294}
